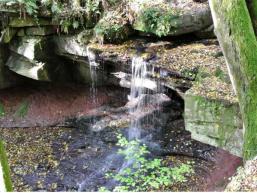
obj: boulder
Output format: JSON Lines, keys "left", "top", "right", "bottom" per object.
{"left": 194, "top": 24, "right": 216, "bottom": 39}
{"left": 6, "top": 36, "right": 70, "bottom": 81}
{"left": 0, "top": 44, "right": 21, "bottom": 89}
{"left": 9, "top": 36, "right": 51, "bottom": 60}
{"left": 184, "top": 57, "right": 243, "bottom": 157}
{"left": 130, "top": 0, "right": 212, "bottom": 37}
{"left": 6, "top": 52, "right": 50, "bottom": 81}
{"left": 0, "top": 28, "right": 17, "bottom": 43}
{"left": 185, "top": 94, "right": 243, "bottom": 157}
{"left": 54, "top": 31, "right": 93, "bottom": 57}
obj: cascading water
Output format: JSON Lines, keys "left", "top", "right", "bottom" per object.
{"left": 129, "top": 57, "right": 145, "bottom": 139}
{"left": 117, "top": 55, "right": 157, "bottom": 175}
{"left": 79, "top": 54, "right": 164, "bottom": 191}
{"left": 128, "top": 56, "right": 152, "bottom": 140}
{"left": 87, "top": 46, "right": 99, "bottom": 118}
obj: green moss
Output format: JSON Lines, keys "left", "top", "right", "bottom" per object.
{"left": 185, "top": 94, "right": 243, "bottom": 156}
{"left": 225, "top": 0, "right": 257, "bottom": 160}
{"left": 213, "top": 0, "right": 257, "bottom": 160}
{"left": 8, "top": 17, "right": 53, "bottom": 27}
{"left": 246, "top": 0, "right": 257, "bottom": 35}
{"left": 0, "top": 140, "right": 13, "bottom": 192}
{"left": 134, "top": 7, "right": 180, "bottom": 37}
{"left": 0, "top": 102, "right": 5, "bottom": 117}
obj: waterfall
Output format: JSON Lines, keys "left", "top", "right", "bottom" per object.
{"left": 128, "top": 56, "right": 151, "bottom": 140}
{"left": 87, "top": 46, "right": 99, "bottom": 113}
{"left": 78, "top": 54, "right": 164, "bottom": 191}
{"left": 117, "top": 55, "right": 156, "bottom": 175}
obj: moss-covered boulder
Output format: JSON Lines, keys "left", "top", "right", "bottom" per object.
{"left": 130, "top": 0, "right": 212, "bottom": 37}
{"left": 184, "top": 55, "right": 243, "bottom": 157}
{"left": 185, "top": 94, "right": 243, "bottom": 157}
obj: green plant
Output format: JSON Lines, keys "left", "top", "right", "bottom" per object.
{"left": 100, "top": 134, "right": 193, "bottom": 192}
{"left": 138, "top": 7, "right": 179, "bottom": 37}
{"left": 18, "top": 0, "right": 39, "bottom": 15}
{"left": 15, "top": 100, "right": 29, "bottom": 118}
{"left": 86, "top": 0, "right": 101, "bottom": 13}
{"left": 0, "top": 102, "right": 5, "bottom": 117}
{"left": 0, "top": 140, "right": 13, "bottom": 192}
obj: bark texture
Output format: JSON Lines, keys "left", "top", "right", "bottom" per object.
{"left": 209, "top": 0, "right": 257, "bottom": 160}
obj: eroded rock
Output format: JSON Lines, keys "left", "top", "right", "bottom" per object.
{"left": 0, "top": 44, "right": 22, "bottom": 89}
{"left": 6, "top": 36, "right": 69, "bottom": 81}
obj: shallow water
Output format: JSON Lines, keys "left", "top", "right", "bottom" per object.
{"left": 0, "top": 83, "right": 242, "bottom": 191}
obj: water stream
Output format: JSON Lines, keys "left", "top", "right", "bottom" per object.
{"left": 87, "top": 46, "right": 99, "bottom": 122}
{"left": 128, "top": 56, "right": 150, "bottom": 140}
{"left": 77, "top": 54, "right": 158, "bottom": 190}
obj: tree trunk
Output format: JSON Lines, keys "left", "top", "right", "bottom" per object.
{"left": 0, "top": 140, "right": 13, "bottom": 192}
{"left": 209, "top": 0, "right": 257, "bottom": 160}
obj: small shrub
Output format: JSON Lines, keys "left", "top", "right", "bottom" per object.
{"left": 99, "top": 134, "right": 193, "bottom": 192}
{"left": 137, "top": 7, "right": 179, "bottom": 37}
{"left": 18, "top": 0, "right": 39, "bottom": 15}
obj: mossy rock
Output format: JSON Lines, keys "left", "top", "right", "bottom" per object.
{"left": 184, "top": 94, "right": 243, "bottom": 157}
{"left": 8, "top": 17, "right": 55, "bottom": 27}
{"left": 77, "top": 29, "right": 94, "bottom": 45}
{"left": 0, "top": 28, "right": 17, "bottom": 43}
{"left": 131, "top": 0, "right": 212, "bottom": 37}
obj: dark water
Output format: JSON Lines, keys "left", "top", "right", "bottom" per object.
{"left": 0, "top": 82, "right": 242, "bottom": 192}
